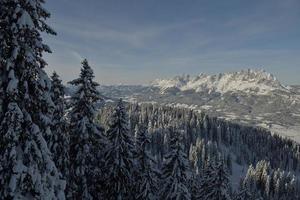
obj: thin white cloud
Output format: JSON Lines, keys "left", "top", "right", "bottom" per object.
{"left": 53, "top": 18, "right": 205, "bottom": 48}
{"left": 70, "top": 50, "right": 83, "bottom": 62}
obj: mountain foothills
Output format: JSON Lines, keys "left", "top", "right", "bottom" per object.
{"left": 0, "top": 0, "right": 300, "bottom": 200}
{"left": 98, "top": 69, "right": 300, "bottom": 142}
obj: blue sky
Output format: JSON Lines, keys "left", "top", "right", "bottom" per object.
{"left": 44, "top": 0, "right": 300, "bottom": 85}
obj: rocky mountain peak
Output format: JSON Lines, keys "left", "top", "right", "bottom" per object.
{"left": 152, "top": 69, "right": 289, "bottom": 95}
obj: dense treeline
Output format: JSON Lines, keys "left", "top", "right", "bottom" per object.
{"left": 98, "top": 102, "right": 300, "bottom": 199}
{"left": 1, "top": 0, "right": 299, "bottom": 199}
{"left": 127, "top": 103, "right": 300, "bottom": 172}
{"left": 99, "top": 102, "right": 300, "bottom": 172}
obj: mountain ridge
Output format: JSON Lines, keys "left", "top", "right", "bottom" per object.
{"left": 151, "top": 69, "right": 291, "bottom": 95}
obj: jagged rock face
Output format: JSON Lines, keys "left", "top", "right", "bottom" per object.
{"left": 151, "top": 69, "right": 289, "bottom": 95}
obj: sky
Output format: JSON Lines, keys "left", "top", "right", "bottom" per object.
{"left": 44, "top": 0, "right": 300, "bottom": 85}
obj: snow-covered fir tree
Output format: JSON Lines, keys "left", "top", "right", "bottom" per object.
{"left": 102, "top": 99, "right": 135, "bottom": 200}
{"left": 233, "top": 183, "right": 253, "bottom": 200}
{"left": 242, "top": 160, "right": 299, "bottom": 200}
{"left": 50, "top": 72, "right": 69, "bottom": 179}
{"left": 189, "top": 173, "right": 202, "bottom": 200}
{"left": 160, "top": 129, "right": 191, "bottom": 200}
{"left": 242, "top": 165, "right": 264, "bottom": 200}
{"left": 0, "top": 62, "right": 4, "bottom": 119}
{"left": 68, "top": 59, "right": 104, "bottom": 199}
{"left": 197, "top": 160, "right": 231, "bottom": 200}
{"left": 135, "top": 124, "right": 159, "bottom": 200}
{"left": 0, "top": 0, "right": 65, "bottom": 199}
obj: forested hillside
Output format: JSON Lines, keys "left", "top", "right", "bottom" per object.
{"left": 98, "top": 102, "right": 300, "bottom": 199}
{"left": 0, "top": 0, "right": 299, "bottom": 199}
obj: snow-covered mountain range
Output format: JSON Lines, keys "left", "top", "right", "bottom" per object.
{"left": 152, "top": 69, "right": 290, "bottom": 95}
{"left": 92, "top": 69, "right": 300, "bottom": 142}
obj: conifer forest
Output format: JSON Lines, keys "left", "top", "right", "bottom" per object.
{"left": 0, "top": 0, "right": 300, "bottom": 200}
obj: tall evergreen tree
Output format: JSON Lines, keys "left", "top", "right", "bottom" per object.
{"left": 233, "top": 184, "right": 253, "bottom": 200}
{"left": 233, "top": 189, "right": 252, "bottom": 200}
{"left": 68, "top": 59, "right": 104, "bottom": 199}
{"left": 197, "top": 161, "right": 231, "bottom": 200}
{"left": 242, "top": 165, "right": 264, "bottom": 200}
{"left": 0, "top": 0, "right": 65, "bottom": 199}
{"left": 102, "top": 99, "right": 135, "bottom": 200}
{"left": 50, "top": 72, "right": 69, "bottom": 179}
{"left": 160, "top": 130, "right": 191, "bottom": 200}
{"left": 189, "top": 173, "right": 202, "bottom": 200}
{"left": 0, "top": 62, "right": 4, "bottom": 119}
{"left": 135, "top": 124, "right": 159, "bottom": 200}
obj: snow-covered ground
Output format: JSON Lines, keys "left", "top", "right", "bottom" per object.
{"left": 268, "top": 125, "right": 300, "bottom": 142}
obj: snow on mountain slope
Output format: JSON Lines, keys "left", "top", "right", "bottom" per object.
{"left": 152, "top": 69, "right": 290, "bottom": 95}
{"left": 96, "top": 69, "right": 300, "bottom": 142}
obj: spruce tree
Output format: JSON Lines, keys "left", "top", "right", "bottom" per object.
{"left": 102, "top": 99, "right": 135, "bottom": 200}
{"left": 50, "top": 72, "right": 69, "bottom": 179}
{"left": 135, "top": 124, "right": 159, "bottom": 200}
{"left": 197, "top": 161, "right": 231, "bottom": 200}
{"left": 233, "top": 184, "right": 253, "bottom": 200}
{"left": 189, "top": 173, "right": 202, "bottom": 200}
{"left": 68, "top": 59, "right": 104, "bottom": 199}
{"left": 0, "top": 62, "right": 4, "bottom": 119}
{"left": 0, "top": 0, "right": 65, "bottom": 199}
{"left": 160, "top": 130, "right": 191, "bottom": 200}
{"left": 242, "top": 165, "right": 264, "bottom": 200}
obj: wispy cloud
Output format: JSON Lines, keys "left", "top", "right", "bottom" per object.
{"left": 70, "top": 50, "right": 83, "bottom": 62}
{"left": 52, "top": 18, "right": 205, "bottom": 48}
